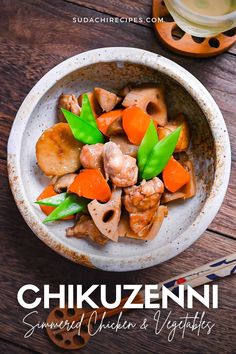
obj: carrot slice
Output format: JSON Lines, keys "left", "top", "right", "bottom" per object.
{"left": 37, "top": 185, "right": 56, "bottom": 216}
{"left": 122, "top": 107, "right": 152, "bottom": 145}
{"left": 97, "top": 109, "right": 123, "bottom": 136}
{"left": 69, "top": 169, "right": 111, "bottom": 202}
{"left": 163, "top": 157, "right": 190, "bottom": 193}
{"left": 37, "top": 185, "right": 74, "bottom": 219}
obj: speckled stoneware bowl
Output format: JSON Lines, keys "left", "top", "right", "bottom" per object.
{"left": 8, "top": 47, "right": 231, "bottom": 271}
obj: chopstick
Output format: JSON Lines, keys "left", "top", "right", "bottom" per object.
{"left": 51, "top": 252, "right": 236, "bottom": 325}
{"left": 140, "top": 252, "right": 236, "bottom": 300}
{"left": 47, "top": 252, "right": 236, "bottom": 350}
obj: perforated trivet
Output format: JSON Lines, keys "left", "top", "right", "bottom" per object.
{"left": 153, "top": 0, "right": 236, "bottom": 57}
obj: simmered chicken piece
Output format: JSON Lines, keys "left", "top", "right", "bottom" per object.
{"left": 66, "top": 215, "right": 108, "bottom": 245}
{"left": 123, "top": 178, "right": 164, "bottom": 237}
{"left": 129, "top": 208, "right": 157, "bottom": 237}
{"left": 94, "top": 87, "right": 121, "bottom": 112}
{"left": 36, "top": 123, "right": 83, "bottom": 176}
{"left": 157, "top": 113, "right": 190, "bottom": 152}
{"left": 123, "top": 177, "right": 164, "bottom": 213}
{"left": 118, "top": 205, "right": 168, "bottom": 240}
{"left": 103, "top": 142, "right": 138, "bottom": 187}
{"left": 36, "top": 84, "right": 196, "bottom": 244}
{"left": 57, "top": 94, "right": 81, "bottom": 122}
{"left": 80, "top": 143, "right": 104, "bottom": 170}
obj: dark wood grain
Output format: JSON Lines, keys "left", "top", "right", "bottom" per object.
{"left": 0, "top": 0, "right": 235, "bottom": 353}
{"left": 0, "top": 0, "right": 235, "bottom": 153}
{"left": 209, "top": 161, "right": 236, "bottom": 238}
{"left": 66, "top": 0, "right": 236, "bottom": 55}
{"left": 0, "top": 157, "right": 236, "bottom": 353}
{"left": 65, "top": 0, "right": 152, "bottom": 26}
{"left": 0, "top": 339, "right": 38, "bottom": 354}
{"left": 229, "top": 46, "right": 236, "bottom": 55}
{"left": 0, "top": 0, "right": 235, "bottom": 238}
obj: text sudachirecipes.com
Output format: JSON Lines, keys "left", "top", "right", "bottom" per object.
{"left": 72, "top": 17, "right": 164, "bottom": 24}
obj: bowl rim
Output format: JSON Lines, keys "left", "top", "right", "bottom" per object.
{"left": 7, "top": 47, "right": 231, "bottom": 272}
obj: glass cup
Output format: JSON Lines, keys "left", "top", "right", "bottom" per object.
{"left": 163, "top": 0, "right": 236, "bottom": 37}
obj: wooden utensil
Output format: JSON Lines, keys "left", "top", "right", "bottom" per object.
{"left": 47, "top": 253, "right": 236, "bottom": 350}
{"left": 47, "top": 293, "right": 144, "bottom": 349}
{"left": 153, "top": 0, "right": 236, "bottom": 57}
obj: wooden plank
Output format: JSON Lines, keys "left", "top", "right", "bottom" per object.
{"left": 68, "top": 0, "right": 236, "bottom": 55}
{"left": 209, "top": 160, "right": 236, "bottom": 238}
{"left": 0, "top": 0, "right": 235, "bottom": 131}
{"left": 0, "top": 0, "right": 235, "bottom": 237}
{"left": 65, "top": 0, "right": 152, "bottom": 26}
{"left": 0, "top": 156, "right": 236, "bottom": 353}
{"left": 0, "top": 177, "right": 235, "bottom": 354}
{"left": 0, "top": 339, "right": 38, "bottom": 354}
{"left": 0, "top": 0, "right": 236, "bottom": 155}
{"left": 0, "top": 0, "right": 235, "bottom": 161}
{"left": 228, "top": 46, "right": 236, "bottom": 55}
{"left": 0, "top": 1, "right": 235, "bottom": 353}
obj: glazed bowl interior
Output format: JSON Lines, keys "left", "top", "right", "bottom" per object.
{"left": 19, "top": 60, "right": 215, "bottom": 268}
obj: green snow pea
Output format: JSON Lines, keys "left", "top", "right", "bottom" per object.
{"left": 80, "top": 93, "right": 97, "bottom": 128}
{"left": 35, "top": 192, "right": 68, "bottom": 207}
{"left": 61, "top": 108, "right": 105, "bottom": 144}
{"left": 142, "top": 126, "right": 181, "bottom": 180}
{"left": 137, "top": 120, "right": 158, "bottom": 175}
{"left": 43, "top": 194, "right": 89, "bottom": 223}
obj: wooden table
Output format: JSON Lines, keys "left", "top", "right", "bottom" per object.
{"left": 0, "top": 1, "right": 235, "bottom": 353}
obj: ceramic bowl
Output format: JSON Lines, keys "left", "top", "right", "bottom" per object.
{"left": 7, "top": 47, "right": 231, "bottom": 271}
